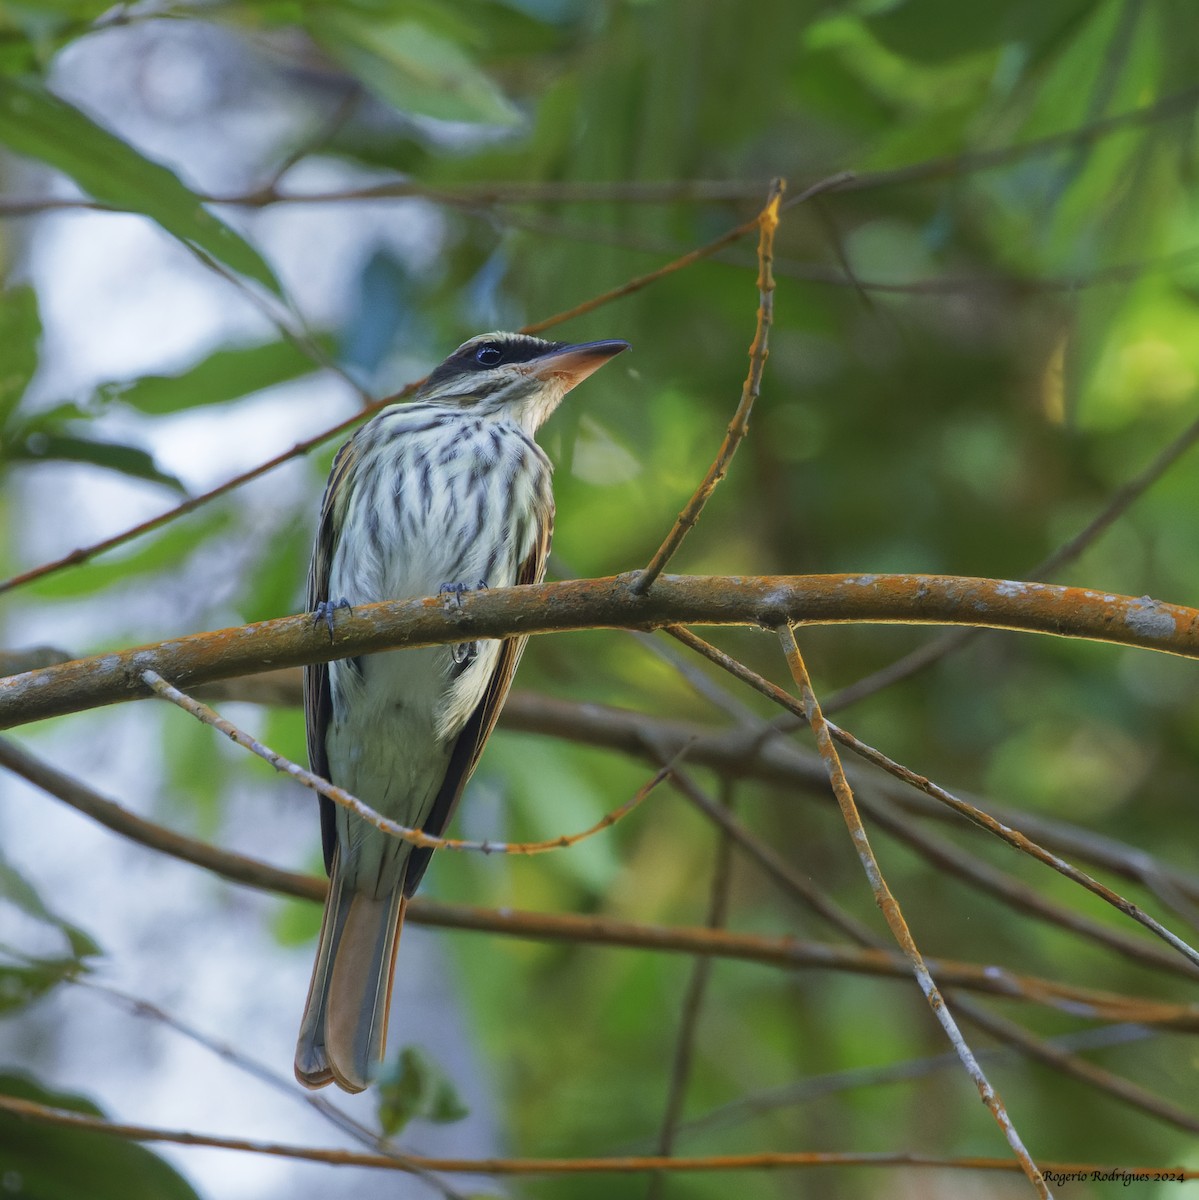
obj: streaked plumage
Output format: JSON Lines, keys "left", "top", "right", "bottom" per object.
{"left": 295, "top": 331, "right": 629, "bottom": 1092}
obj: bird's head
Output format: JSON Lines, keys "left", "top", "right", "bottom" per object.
{"left": 417, "top": 332, "right": 630, "bottom": 432}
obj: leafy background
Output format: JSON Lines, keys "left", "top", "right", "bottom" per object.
{"left": 2, "top": 0, "right": 1199, "bottom": 1197}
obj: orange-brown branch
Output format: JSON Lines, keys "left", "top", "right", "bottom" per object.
{"left": 4, "top": 573, "right": 1199, "bottom": 729}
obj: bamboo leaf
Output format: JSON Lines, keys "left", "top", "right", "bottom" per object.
{"left": 0, "top": 1073, "right": 202, "bottom": 1200}
{"left": 9, "top": 431, "right": 186, "bottom": 492}
{"left": 0, "top": 285, "right": 40, "bottom": 428}
{"left": 98, "top": 337, "right": 328, "bottom": 415}
{"left": 307, "top": 11, "right": 522, "bottom": 126}
{"left": 0, "top": 77, "right": 281, "bottom": 294}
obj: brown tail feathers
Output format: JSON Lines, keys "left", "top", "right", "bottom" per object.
{"left": 294, "top": 851, "right": 406, "bottom": 1092}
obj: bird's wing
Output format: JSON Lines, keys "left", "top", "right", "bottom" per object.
{"left": 401, "top": 510, "right": 552, "bottom": 896}
{"left": 306, "top": 439, "right": 358, "bottom": 875}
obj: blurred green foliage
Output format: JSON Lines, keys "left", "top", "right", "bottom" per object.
{"left": 0, "top": 1072, "right": 201, "bottom": 1200}
{"left": 2, "top": 0, "right": 1199, "bottom": 1196}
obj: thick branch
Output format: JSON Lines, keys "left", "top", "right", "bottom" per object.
{"left": 4, "top": 574, "right": 1199, "bottom": 729}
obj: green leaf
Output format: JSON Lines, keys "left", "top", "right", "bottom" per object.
{"left": 0, "top": 77, "right": 281, "bottom": 294}
{"left": 0, "top": 850, "right": 99, "bottom": 1000}
{"left": 0, "top": 285, "right": 40, "bottom": 429}
{"left": 376, "top": 1046, "right": 469, "bottom": 1136}
{"left": 0, "top": 1, "right": 117, "bottom": 72}
{"left": 0, "top": 852, "right": 100, "bottom": 958}
{"left": 97, "top": 337, "right": 329, "bottom": 415}
{"left": 0, "top": 849, "right": 56, "bottom": 924}
{"left": 307, "top": 11, "right": 522, "bottom": 126}
{"left": 0, "top": 868, "right": 100, "bottom": 960}
{"left": 866, "top": 0, "right": 1094, "bottom": 65}
{"left": 0, "top": 1073, "right": 202, "bottom": 1200}
{"left": 7, "top": 431, "right": 186, "bottom": 492}
{"left": 0, "top": 958, "right": 80, "bottom": 1013}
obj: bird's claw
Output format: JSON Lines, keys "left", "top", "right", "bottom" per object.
{"left": 439, "top": 579, "right": 489, "bottom": 609}
{"left": 313, "top": 597, "right": 352, "bottom": 640}
{"left": 440, "top": 580, "right": 488, "bottom": 668}
{"left": 451, "top": 640, "right": 478, "bottom": 667}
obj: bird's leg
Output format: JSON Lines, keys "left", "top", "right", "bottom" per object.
{"left": 440, "top": 580, "right": 489, "bottom": 667}
{"left": 313, "top": 597, "right": 352, "bottom": 640}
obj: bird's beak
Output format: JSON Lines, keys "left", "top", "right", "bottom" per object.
{"left": 528, "top": 339, "right": 630, "bottom": 388}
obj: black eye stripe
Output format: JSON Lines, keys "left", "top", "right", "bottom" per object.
{"left": 422, "top": 334, "right": 567, "bottom": 394}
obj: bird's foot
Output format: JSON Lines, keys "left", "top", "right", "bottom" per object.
{"left": 440, "top": 580, "right": 488, "bottom": 668}
{"left": 451, "top": 640, "right": 478, "bottom": 667}
{"left": 313, "top": 597, "right": 352, "bottom": 640}
{"left": 438, "top": 579, "right": 489, "bottom": 609}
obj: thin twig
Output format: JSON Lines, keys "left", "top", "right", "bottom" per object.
{"left": 839, "top": 731, "right": 1199, "bottom": 972}
{"left": 7, "top": 735, "right": 1191, "bottom": 1022}
{"left": 824, "top": 405, "right": 1199, "bottom": 713}
{"left": 141, "top": 669, "right": 666, "bottom": 857}
{"left": 158, "top": 674, "right": 1199, "bottom": 916}
{"left": 641, "top": 676, "right": 1199, "bottom": 1133}
{"left": 0, "top": 176, "right": 825, "bottom": 600}
{"left": 0, "top": 733, "right": 318, "bottom": 897}
{"left": 262, "top": 86, "right": 365, "bottom": 192}
{"left": 667, "top": 625, "right": 1199, "bottom": 972}
{"left": 14, "top": 658, "right": 1199, "bottom": 917}
{"left": 663, "top": 762, "right": 882, "bottom": 946}
{"left": 63, "top": 978, "right": 472, "bottom": 1200}
{"left": 0, "top": 395, "right": 397, "bottom": 597}
{"left": 2, "top": 80, "right": 1196, "bottom": 220}
{"left": 832, "top": 82, "right": 1199, "bottom": 196}
{"left": 647, "top": 779, "right": 738, "bottom": 1200}
{"left": 774, "top": 624, "right": 1049, "bottom": 1198}
{"left": 671, "top": 1024, "right": 1153, "bottom": 1138}
{"left": 0, "top": 1091, "right": 1191, "bottom": 1180}
{"left": 936, "top": 993, "right": 1199, "bottom": 1134}
{"left": 854, "top": 786, "right": 1199, "bottom": 979}
{"left": 633, "top": 179, "right": 785, "bottom": 594}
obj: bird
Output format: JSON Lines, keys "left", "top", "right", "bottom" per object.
{"left": 295, "top": 330, "right": 630, "bottom": 1092}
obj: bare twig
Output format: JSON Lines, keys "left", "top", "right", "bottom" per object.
{"left": 663, "top": 763, "right": 882, "bottom": 946}
{"left": 641, "top": 663, "right": 1199, "bottom": 1132}
{"left": 0, "top": 1091, "right": 1191, "bottom": 1180}
{"left": 851, "top": 785, "right": 1199, "bottom": 979}
{"left": 7, "top": 735, "right": 1192, "bottom": 1023}
{"left": 162, "top": 674, "right": 1199, "bottom": 915}
{"left": 0, "top": 178, "right": 773, "bottom": 218}
{"left": 0, "top": 394, "right": 399, "bottom": 598}
{"left": 775, "top": 624, "right": 1049, "bottom": 1198}
{"left": 825, "top": 410, "right": 1199, "bottom": 713}
{"left": 522, "top": 177, "right": 799, "bottom": 337}
{"left": 68, "top": 979, "right": 472, "bottom": 1200}
{"left": 833, "top": 82, "right": 1199, "bottom": 196}
{"left": 2, "top": 81, "right": 1197, "bottom": 220}
{"left": 262, "top": 87, "right": 364, "bottom": 192}
{"left": 836, "top": 730, "right": 1199, "bottom": 972}
{"left": 633, "top": 180, "right": 785, "bottom": 594}
{"left": 0, "top": 733, "right": 318, "bottom": 898}
{"left": 647, "top": 779, "right": 737, "bottom": 1200}
{"left": 672, "top": 1024, "right": 1154, "bottom": 1137}
{"left": 0, "top": 175, "right": 823, "bottom": 600}
{"left": 142, "top": 670, "right": 667, "bottom": 857}
{"left": 935, "top": 994, "right": 1199, "bottom": 1135}
{"left": 668, "top": 625, "right": 1199, "bottom": 971}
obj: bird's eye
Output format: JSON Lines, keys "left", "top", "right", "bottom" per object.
{"left": 474, "top": 343, "right": 503, "bottom": 366}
